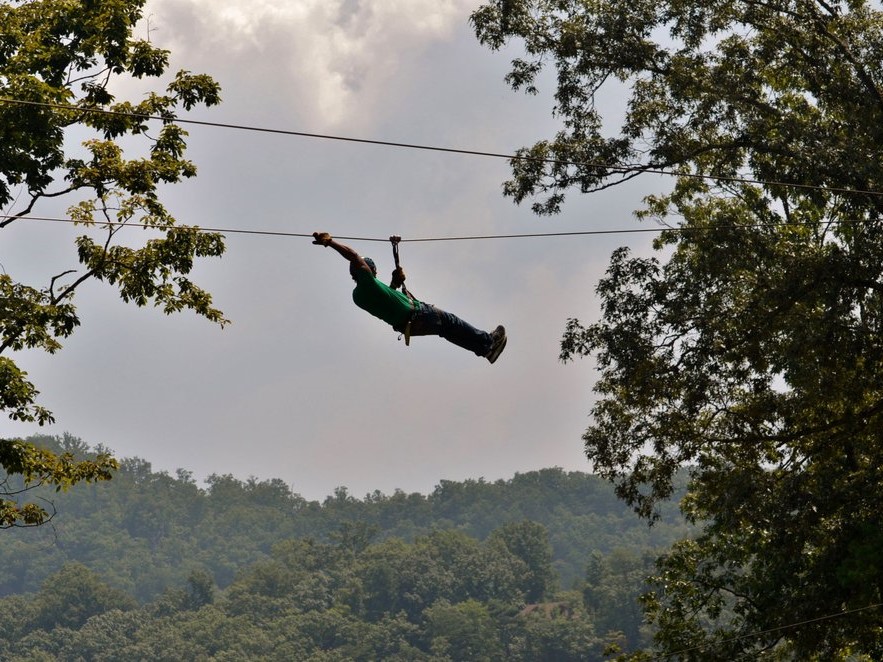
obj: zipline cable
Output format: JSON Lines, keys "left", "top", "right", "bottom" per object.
{"left": 3, "top": 213, "right": 871, "bottom": 243}
{"left": 2, "top": 97, "right": 882, "bottom": 200}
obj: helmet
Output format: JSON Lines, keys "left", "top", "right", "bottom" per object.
{"left": 363, "top": 257, "right": 377, "bottom": 275}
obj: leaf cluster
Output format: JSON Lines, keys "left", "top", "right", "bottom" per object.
{"left": 0, "top": 0, "right": 227, "bottom": 430}
{"left": 0, "top": 435, "right": 115, "bottom": 528}
{"left": 471, "top": 0, "right": 883, "bottom": 214}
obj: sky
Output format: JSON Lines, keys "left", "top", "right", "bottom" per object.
{"left": 2, "top": 0, "right": 668, "bottom": 501}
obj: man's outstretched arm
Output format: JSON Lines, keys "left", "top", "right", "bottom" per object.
{"left": 313, "top": 232, "right": 373, "bottom": 278}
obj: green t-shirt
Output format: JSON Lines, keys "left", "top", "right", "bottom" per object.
{"left": 352, "top": 269, "right": 415, "bottom": 328}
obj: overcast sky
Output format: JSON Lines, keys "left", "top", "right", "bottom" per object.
{"left": 3, "top": 0, "right": 666, "bottom": 501}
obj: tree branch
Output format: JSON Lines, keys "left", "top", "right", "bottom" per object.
{"left": 805, "top": 3, "right": 883, "bottom": 115}
{"left": 49, "top": 270, "right": 77, "bottom": 301}
{"left": 1, "top": 186, "right": 82, "bottom": 228}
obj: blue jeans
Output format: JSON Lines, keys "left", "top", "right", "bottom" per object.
{"left": 398, "top": 301, "right": 493, "bottom": 356}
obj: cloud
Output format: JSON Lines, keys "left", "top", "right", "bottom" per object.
{"left": 147, "top": 0, "right": 478, "bottom": 126}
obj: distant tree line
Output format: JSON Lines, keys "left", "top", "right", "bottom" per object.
{"left": 0, "top": 434, "right": 691, "bottom": 660}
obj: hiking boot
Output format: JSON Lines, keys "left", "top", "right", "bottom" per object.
{"left": 485, "top": 325, "right": 507, "bottom": 364}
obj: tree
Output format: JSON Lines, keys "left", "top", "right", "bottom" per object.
{"left": 183, "top": 569, "right": 215, "bottom": 611}
{"left": 425, "top": 599, "right": 503, "bottom": 661}
{"left": 581, "top": 549, "right": 653, "bottom": 650}
{"left": 473, "top": 0, "right": 883, "bottom": 657}
{"left": 488, "top": 521, "right": 557, "bottom": 603}
{"left": 32, "top": 562, "right": 136, "bottom": 632}
{"left": 514, "top": 593, "right": 603, "bottom": 662}
{"left": 0, "top": 0, "right": 225, "bottom": 526}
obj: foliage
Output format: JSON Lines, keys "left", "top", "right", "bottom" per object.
{"left": 488, "top": 520, "right": 557, "bottom": 602}
{"left": 0, "top": 434, "right": 116, "bottom": 527}
{"left": 0, "top": 436, "right": 689, "bottom": 604}
{"left": 0, "top": 435, "right": 692, "bottom": 658}
{"left": 473, "top": 0, "right": 883, "bottom": 657}
{"left": 425, "top": 599, "right": 503, "bottom": 661}
{"left": 582, "top": 549, "right": 655, "bottom": 648}
{"left": 513, "top": 593, "right": 603, "bottom": 662}
{"left": 0, "top": 0, "right": 225, "bottom": 525}
{"left": 0, "top": 518, "right": 614, "bottom": 661}
{"left": 30, "top": 562, "right": 137, "bottom": 632}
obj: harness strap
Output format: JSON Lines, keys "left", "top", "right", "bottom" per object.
{"left": 389, "top": 235, "right": 416, "bottom": 300}
{"left": 391, "top": 235, "right": 402, "bottom": 270}
{"left": 390, "top": 235, "right": 415, "bottom": 346}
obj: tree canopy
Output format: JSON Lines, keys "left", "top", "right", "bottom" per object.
{"left": 0, "top": 439, "right": 689, "bottom": 659}
{"left": 473, "top": 0, "right": 883, "bottom": 657}
{"left": 0, "top": 0, "right": 225, "bottom": 526}
{"left": 0, "top": 438, "right": 689, "bottom": 604}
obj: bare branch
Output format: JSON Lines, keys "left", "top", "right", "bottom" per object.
{"left": 49, "top": 270, "right": 77, "bottom": 300}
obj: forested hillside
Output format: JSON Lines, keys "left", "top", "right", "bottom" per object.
{"left": 0, "top": 435, "right": 691, "bottom": 660}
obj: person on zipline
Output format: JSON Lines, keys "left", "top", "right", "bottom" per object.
{"left": 313, "top": 232, "right": 507, "bottom": 363}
